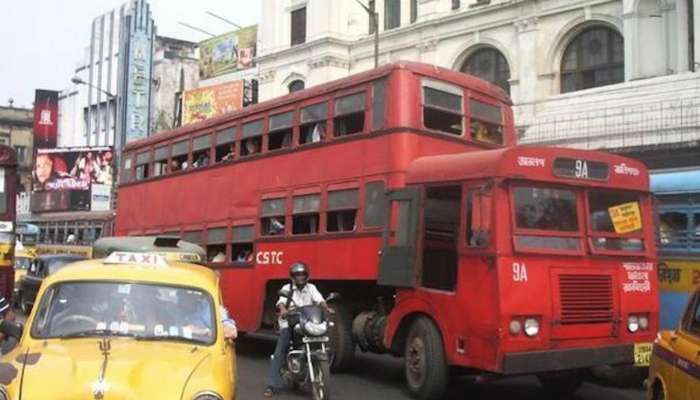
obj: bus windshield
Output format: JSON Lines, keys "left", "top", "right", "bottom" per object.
{"left": 588, "top": 190, "right": 644, "bottom": 252}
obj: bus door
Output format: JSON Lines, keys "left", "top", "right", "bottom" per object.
{"left": 378, "top": 186, "right": 422, "bottom": 288}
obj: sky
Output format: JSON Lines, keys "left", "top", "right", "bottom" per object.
{"left": 0, "top": 0, "right": 260, "bottom": 108}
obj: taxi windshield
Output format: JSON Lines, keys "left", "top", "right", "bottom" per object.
{"left": 31, "top": 282, "right": 216, "bottom": 345}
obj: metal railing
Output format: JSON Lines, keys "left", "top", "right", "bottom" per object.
{"left": 521, "top": 96, "right": 700, "bottom": 150}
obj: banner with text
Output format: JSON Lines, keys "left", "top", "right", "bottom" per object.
{"left": 182, "top": 80, "right": 244, "bottom": 125}
{"left": 33, "top": 89, "right": 59, "bottom": 149}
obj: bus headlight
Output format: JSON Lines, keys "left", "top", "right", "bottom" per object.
{"left": 524, "top": 318, "right": 540, "bottom": 337}
{"left": 639, "top": 315, "right": 649, "bottom": 331}
{"left": 628, "top": 315, "right": 639, "bottom": 333}
{"left": 509, "top": 320, "right": 522, "bottom": 335}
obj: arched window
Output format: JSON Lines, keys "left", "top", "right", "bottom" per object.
{"left": 560, "top": 26, "right": 624, "bottom": 93}
{"left": 288, "top": 80, "right": 305, "bottom": 93}
{"left": 460, "top": 47, "right": 511, "bottom": 94}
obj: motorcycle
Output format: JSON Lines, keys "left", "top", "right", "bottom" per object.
{"left": 278, "top": 290, "right": 340, "bottom": 400}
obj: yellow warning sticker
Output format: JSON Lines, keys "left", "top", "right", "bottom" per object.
{"left": 608, "top": 202, "right": 642, "bottom": 234}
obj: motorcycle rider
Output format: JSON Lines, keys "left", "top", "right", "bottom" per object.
{"left": 264, "top": 262, "right": 334, "bottom": 397}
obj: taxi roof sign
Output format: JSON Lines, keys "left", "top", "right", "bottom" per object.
{"left": 105, "top": 252, "right": 168, "bottom": 267}
{"left": 93, "top": 236, "right": 206, "bottom": 264}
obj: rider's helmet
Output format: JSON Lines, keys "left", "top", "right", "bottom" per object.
{"left": 289, "top": 262, "right": 309, "bottom": 289}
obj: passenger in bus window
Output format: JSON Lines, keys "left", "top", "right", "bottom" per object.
{"left": 222, "top": 145, "right": 235, "bottom": 161}
{"left": 236, "top": 249, "right": 252, "bottom": 263}
{"left": 311, "top": 123, "right": 325, "bottom": 143}
{"left": 169, "top": 160, "right": 180, "bottom": 172}
{"left": 244, "top": 138, "right": 261, "bottom": 155}
{"left": 269, "top": 217, "right": 285, "bottom": 235}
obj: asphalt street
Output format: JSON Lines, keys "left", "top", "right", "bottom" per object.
{"left": 234, "top": 337, "right": 647, "bottom": 400}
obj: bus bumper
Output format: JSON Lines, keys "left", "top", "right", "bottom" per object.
{"left": 502, "top": 344, "right": 635, "bottom": 375}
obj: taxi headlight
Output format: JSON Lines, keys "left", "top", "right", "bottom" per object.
{"left": 193, "top": 391, "right": 223, "bottom": 400}
{"left": 524, "top": 318, "right": 540, "bottom": 337}
{"left": 509, "top": 320, "right": 522, "bottom": 336}
{"left": 304, "top": 321, "right": 328, "bottom": 336}
{"left": 628, "top": 315, "right": 640, "bottom": 333}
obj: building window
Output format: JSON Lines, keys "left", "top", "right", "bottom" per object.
{"left": 14, "top": 146, "right": 28, "bottom": 163}
{"left": 369, "top": 0, "right": 376, "bottom": 34}
{"left": 560, "top": 26, "right": 624, "bottom": 93}
{"left": 384, "top": 0, "right": 401, "bottom": 30}
{"left": 410, "top": 0, "right": 417, "bottom": 23}
{"left": 288, "top": 80, "right": 305, "bottom": 93}
{"left": 460, "top": 47, "right": 511, "bottom": 94}
{"left": 291, "top": 7, "right": 307, "bottom": 46}
{"left": 452, "top": 0, "right": 460, "bottom": 10}
{"left": 422, "top": 80, "right": 463, "bottom": 136}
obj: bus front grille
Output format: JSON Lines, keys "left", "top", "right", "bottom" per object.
{"left": 558, "top": 274, "right": 614, "bottom": 325}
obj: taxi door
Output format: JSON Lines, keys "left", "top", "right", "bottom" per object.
{"left": 670, "top": 290, "right": 700, "bottom": 400}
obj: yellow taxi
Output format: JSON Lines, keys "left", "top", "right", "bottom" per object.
{"left": 647, "top": 286, "right": 700, "bottom": 400}
{"left": 0, "top": 247, "right": 236, "bottom": 400}
{"left": 13, "top": 246, "right": 35, "bottom": 284}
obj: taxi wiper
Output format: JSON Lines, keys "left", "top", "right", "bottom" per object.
{"left": 59, "top": 329, "right": 138, "bottom": 339}
{"left": 135, "top": 336, "right": 204, "bottom": 345}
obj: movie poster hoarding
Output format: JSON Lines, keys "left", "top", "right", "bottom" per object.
{"left": 31, "top": 147, "right": 114, "bottom": 213}
{"left": 182, "top": 80, "right": 244, "bottom": 125}
{"left": 199, "top": 25, "right": 257, "bottom": 80}
{"left": 33, "top": 89, "right": 59, "bottom": 149}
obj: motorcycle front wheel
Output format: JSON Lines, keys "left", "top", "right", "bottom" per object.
{"left": 311, "top": 359, "right": 331, "bottom": 400}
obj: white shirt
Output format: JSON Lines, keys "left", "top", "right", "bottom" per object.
{"left": 276, "top": 283, "right": 324, "bottom": 329}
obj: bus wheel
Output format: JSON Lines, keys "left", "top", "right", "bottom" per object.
{"left": 329, "top": 303, "right": 355, "bottom": 372}
{"left": 404, "top": 317, "right": 448, "bottom": 400}
{"left": 538, "top": 371, "right": 583, "bottom": 398}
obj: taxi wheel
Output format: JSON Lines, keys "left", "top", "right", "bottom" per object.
{"left": 538, "top": 372, "right": 583, "bottom": 398}
{"left": 404, "top": 317, "right": 448, "bottom": 400}
{"left": 329, "top": 304, "right": 355, "bottom": 372}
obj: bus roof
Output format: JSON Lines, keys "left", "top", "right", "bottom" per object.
{"left": 650, "top": 169, "right": 700, "bottom": 194}
{"left": 406, "top": 146, "right": 649, "bottom": 191}
{"left": 125, "top": 61, "right": 511, "bottom": 151}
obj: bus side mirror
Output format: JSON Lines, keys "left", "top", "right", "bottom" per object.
{"left": 471, "top": 229, "right": 491, "bottom": 247}
{"left": 0, "top": 320, "right": 23, "bottom": 340}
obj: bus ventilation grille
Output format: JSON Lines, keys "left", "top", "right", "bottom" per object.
{"left": 558, "top": 274, "right": 614, "bottom": 325}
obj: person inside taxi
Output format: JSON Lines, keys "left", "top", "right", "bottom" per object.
{"left": 264, "top": 262, "right": 333, "bottom": 397}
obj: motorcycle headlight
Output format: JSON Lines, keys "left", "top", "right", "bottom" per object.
{"left": 304, "top": 321, "right": 328, "bottom": 336}
{"left": 193, "top": 391, "right": 223, "bottom": 400}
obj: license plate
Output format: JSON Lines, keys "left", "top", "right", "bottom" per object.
{"left": 303, "top": 337, "right": 329, "bottom": 343}
{"left": 634, "top": 342, "right": 652, "bottom": 367}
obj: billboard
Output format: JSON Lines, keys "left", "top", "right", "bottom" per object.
{"left": 31, "top": 147, "right": 114, "bottom": 212}
{"left": 33, "top": 89, "right": 59, "bottom": 149}
{"left": 182, "top": 80, "right": 244, "bottom": 125}
{"left": 199, "top": 25, "right": 257, "bottom": 80}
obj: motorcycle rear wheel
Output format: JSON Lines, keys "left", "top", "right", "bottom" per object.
{"left": 311, "top": 359, "right": 331, "bottom": 400}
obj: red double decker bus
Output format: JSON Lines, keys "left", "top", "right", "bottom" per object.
{"left": 115, "top": 62, "right": 657, "bottom": 399}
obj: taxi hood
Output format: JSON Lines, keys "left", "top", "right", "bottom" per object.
{"left": 17, "top": 339, "right": 211, "bottom": 399}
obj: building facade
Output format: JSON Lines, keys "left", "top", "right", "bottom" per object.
{"left": 257, "top": 0, "right": 700, "bottom": 167}
{"left": 0, "top": 105, "right": 33, "bottom": 192}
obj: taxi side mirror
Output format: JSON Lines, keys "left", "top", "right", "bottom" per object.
{"left": 0, "top": 320, "right": 23, "bottom": 340}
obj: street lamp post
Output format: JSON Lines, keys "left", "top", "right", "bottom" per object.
{"left": 354, "top": 0, "right": 379, "bottom": 68}
{"left": 72, "top": 76, "right": 116, "bottom": 148}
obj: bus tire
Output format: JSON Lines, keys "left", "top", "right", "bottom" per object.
{"left": 404, "top": 316, "right": 448, "bottom": 400}
{"left": 538, "top": 371, "right": 583, "bottom": 398}
{"left": 329, "top": 303, "right": 355, "bottom": 372}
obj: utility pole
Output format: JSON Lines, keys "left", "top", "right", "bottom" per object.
{"left": 354, "top": 0, "right": 379, "bottom": 68}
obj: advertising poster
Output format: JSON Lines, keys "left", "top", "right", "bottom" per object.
{"left": 33, "top": 89, "right": 59, "bottom": 149}
{"left": 199, "top": 25, "right": 257, "bottom": 80}
{"left": 182, "top": 80, "right": 244, "bottom": 124}
{"left": 32, "top": 147, "right": 114, "bottom": 212}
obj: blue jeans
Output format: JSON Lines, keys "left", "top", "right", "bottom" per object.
{"left": 267, "top": 327, "right": 291, "bottom": 389}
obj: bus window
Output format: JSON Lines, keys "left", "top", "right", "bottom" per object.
{"left": 215, "top": 128, "right": 236, "bottom": 162}
{"left": 232, "top": 225, "right": 254, "bottom": 264}
{"left": 300, "top": 103, "right": 327, "bottom": 145}
{"left": 422, "top": 186, "right": 460, "bottom": 292}
{"left": 206, "top": 227, "right": 227, "bottom": 264}
{"left": 372, "top": 78, "right": 387, "bottom": 130}
{"left": 269, "top": 112, "right": 293, "bottom": 151}
{"left": 513, "top": 186, "right": 581, "bottom": 251}
{"left": 694, "top": 213, "right": 700, "bottom": 247}
{"left": 364, "top": 181, "right": 387, "bottom": 227}
{"left": 327, "top": 189, "right": 358, "bottom": 232}
{"left": 153, "top": 145, "right": 169, "bottom": 177}
{"left": 659, "top": 211, "right": 689, "bottom": 247}
{"left": 121, "top": 154, "right": 133, "bottom": 184}
{"left": 171, "top": 140, "right": 189, "bottom": 171}
{"left": 588, "top": 190, "right": 644, "bottom": 252}
{"left": 334, "top": 93, "right": 365, "bottom": 137}
{"left": 192, "top": 134, "right": 212, "bottom": 168}
{"left": 242, "top": 120, "right": 263, "bottom": 156}
{"left": 135, "top": 152, "right": 150, "bottom": 181}
{"left": 183, "top": 230, "right": 202, "bottom": 246}
{"left": 292, "top": 194, "right": 320, "bottom": 235}
{"left": 0, "top": 169, "right": 6, "bottom": 214}
{"left": 470, "top": 99, "right": 503, "bottom": 145}
{"left": 466, "top": 185, "right": 492, "bottom": 247}
{"left": 261, "top": 198, "right": 287, "bottom": 236}
{"left": 422, "top": 81, "right": 463, "bottom": 136}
